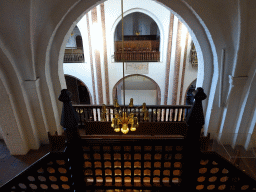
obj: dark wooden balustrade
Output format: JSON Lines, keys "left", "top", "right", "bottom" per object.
{"left": 73, "top": 104, "right": 192, "bottom": 125}
{"left": 114, "top": 51, "right": 160, "bottom": 62}
{"left": 114, "top": 39, "right": 160, "bottom": 62}
{"left": 1, "top": 89, "right": 256, "bottom": 191}
{"left": 64, "top": 47, "right": 84, "bottom": 63}
{"left": 1, "top": 141, "right": 256, "bottom": 191}
{"left": 115, "top": 40, "right": 159, "bottom": 51}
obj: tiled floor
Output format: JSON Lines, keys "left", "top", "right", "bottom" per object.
{"left": 0, "top": 139, "right": 52, "bottom": 187}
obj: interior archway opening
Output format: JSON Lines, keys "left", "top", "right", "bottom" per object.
{"left": 64, "top": 25, "right": 84, "bottom": 63}
{"left": 113, "top": 74, "right": 161, "bottom": 106}
{"left": 114, "top": 12, "right": 160, "bottom": 62}
{"left": 56, "top": 0, "right": 217, "bottom": 134}
{"left": 64, "top": 75, "right": 92, "bottom": 105}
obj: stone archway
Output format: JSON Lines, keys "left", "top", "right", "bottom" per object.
{"left": 112, "top": 74, "right": 161, "bottom": 105}
{"left": 51, "top": 0, "right": 219, "bottom": 135}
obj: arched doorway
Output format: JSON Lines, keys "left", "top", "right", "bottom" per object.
{"left": 64, "top": 75, "right": 92, "bottom": 104}
{"left": 113, "top": 74, "right": 161, "bottom": 105}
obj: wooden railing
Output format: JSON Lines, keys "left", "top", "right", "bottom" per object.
{"left": 2, "top": 144, "right": 256, "bottom": 191}
{"left": 115, "top": 40, "right": 159, "bottom": 51}
{"left": 73, "top": 105, "right": 192, "bottom": 125}
{"left": 1, "top": 89, "right": 256, "bottom": 191}
{"left": 0, "top": 152, "right": 75, "bottom": 191}
{"left": 64, "top": 47, "right": 84, "bottom": 63}
{"left": 114, "top": 51, "right": 160, "bottom": 62}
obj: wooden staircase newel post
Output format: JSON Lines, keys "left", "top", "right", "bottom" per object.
{"left": 58, "top": 89, "right": 84, "bottom": 191}
{"left": 183, "top": 87, "right": 207, "bottom": 190}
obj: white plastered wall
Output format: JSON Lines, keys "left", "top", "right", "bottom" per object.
{"left": 121, "top": 90, "right": 157, "bottom": 105}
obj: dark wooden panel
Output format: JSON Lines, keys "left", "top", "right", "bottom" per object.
{"left": 82, "top": 122, "right": 188, "bottom": 137}
{"left": 115, "top": 40, "right": 159, "bottom": 51}
{"left": 124, "top": 35, "right": 158, "bottom": 41}
{"left": 1, "top": 145, "right": 256, "bottom": 191}
{"left": 82, "top": 138, "right": 183, "bottom": 189}
{"left": 0, "top": 152, "right": 74, "bottom": 191}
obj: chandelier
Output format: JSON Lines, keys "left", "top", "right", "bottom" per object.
{"left": 101, "top": 0, "right": 149, "bottom": 134}
{"left": 101, "top": 99, "right": 149, "bottom": 134}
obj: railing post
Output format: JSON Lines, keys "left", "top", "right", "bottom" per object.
{"left": 58, "top": 89, "right": 84, "bottom": 191}
{"left": 182, "top": 87, "right": 207, "bottom": 190}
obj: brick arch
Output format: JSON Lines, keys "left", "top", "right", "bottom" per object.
{"left": 112, "top": 74, "right": 161, "bottom": 105}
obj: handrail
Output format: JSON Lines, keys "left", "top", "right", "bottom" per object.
{"left": 0, "top": 152, "right": 74, "bottom": 191}
{"left": 64, "top": 53, "right": 84, "bottom": 63}
{"left": 2, "top": 150, "right": 256, "bottom": 191}
{"left": 73, "top": 104, "right": 191, "bottom": 108}
{"left": 1, "top": 89, "right": 256, "bottom": 191}
{"left": 65, "top": 47, "right": 83, "bottom": 49}
{"left": 64, "top": 47, "right": 84, "bottom": 63}
{"left": 114, "top": 51, "right": 160, "bottom": 62}
{"left": 73, "top": 104, "right": 192, "bottom": 124}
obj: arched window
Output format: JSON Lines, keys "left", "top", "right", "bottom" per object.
{"left": 114, "top": 12, "right": 160, "bottom": 62}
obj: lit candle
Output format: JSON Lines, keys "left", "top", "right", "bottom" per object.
{"left": 122, "top": 123, "right": 128, "bottom": 130}
{"left": 142, "top": 103, "right": 147, "bottom": 111}
{"left": 111, "top": 118, "right": 115, "bottom": 127}
{"left": 102, "top": 104, "right": 107, "bottom": 113}
{"left": 114, "top": 118, "right": 118, "bottom": 128}
{"left": 129, "top": 98, "right": 134, "bottom": 107}
{"left": 144, "top": 111, "right": 149, "bottom": 121}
